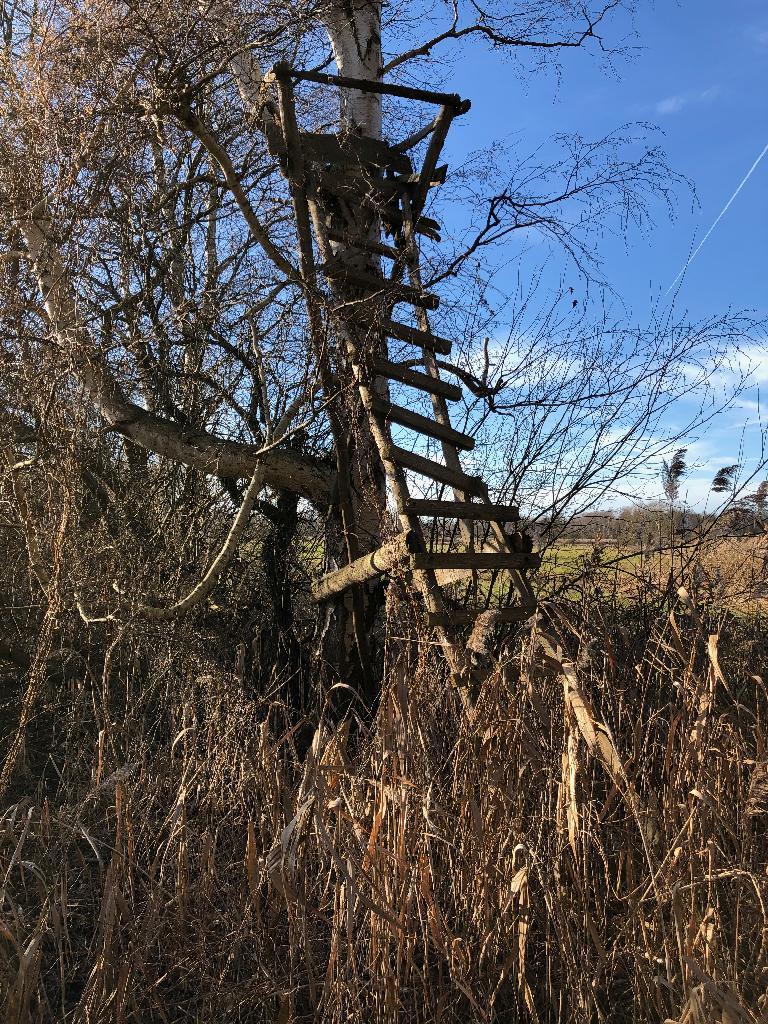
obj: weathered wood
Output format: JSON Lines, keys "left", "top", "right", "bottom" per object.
{"left": 306, "top": 134, "right": 412, "bottom": 172}
{"left": 281, "top": 65, "right": 469, "bottom": 109}
{"left": 264, "top": 120, "right": 286, "bottom": 159}
{"left": 312, "top": 531, "right": 421, "bottom": 602}
{"left": 384, "top": 319, "right": 451, "bottom": 353}
{"left": 370, "top": 358, "right": 461, "bottom": 400}
{"left": 324, "top": 264, "right": 439, "bottom": 309}
{"left": 380, "top": 204, "right": 441, "bottom": 240}
{"left": 319, "top": 178, "right": 441, "bottom": 239}
{"left": 426, "top": 607, "right": 534, "bottom": 627}
{"left": 412, "top": 105, "right": 454, "bottom": 214}
{"left": 394, "top": 164, "right": 448, "bottom": 187}
{"left": 350, "top": 316, "right": 452, "bottom": 355}
{"left": 318, "top": 170, "right": 410, "bottom": 204}
{"left": 386, "top": 445, "right": 484, "bottom": 494}
{"left": 326, "top": 229, "right": 399, "bottom": 259}
{"left": 412, "top": 552, "right": 540, "bottom": 571}
{"left": 371, "top": 397, "right": 474, "bottom": 450}
{"left": 269, "top": 62, "right": 537, "bottom": 666}
{"left": 405, "top": 499, "right": 519, "bottom": 521}
{"left": 266, "top": 127, "right": 413, "bottom": 173}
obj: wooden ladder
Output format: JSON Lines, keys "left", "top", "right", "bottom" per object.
{"left": 264, "top": 64, "right": 538, "bottom": 688}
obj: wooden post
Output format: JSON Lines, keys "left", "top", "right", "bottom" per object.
{"left": 311, "top": 532, "right": 421, "bottom": 602}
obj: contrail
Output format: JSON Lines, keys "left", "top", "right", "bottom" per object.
{"left": 666, "top": 139, "right": 768, "bottom": 295}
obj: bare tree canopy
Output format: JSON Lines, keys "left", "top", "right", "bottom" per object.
{"left": 0, "top": 0, "right": 757, "bottom": 684}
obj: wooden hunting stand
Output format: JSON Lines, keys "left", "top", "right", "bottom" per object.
{"left": 264, "top": 64, "right": 538, "bottom": 687}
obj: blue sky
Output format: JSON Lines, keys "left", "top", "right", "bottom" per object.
{"left": 412, "top": 0, "right": 768, "bottom": 508}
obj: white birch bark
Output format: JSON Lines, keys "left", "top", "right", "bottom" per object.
{"left": 322, "top": 0, "right": 383, "bottom": 137}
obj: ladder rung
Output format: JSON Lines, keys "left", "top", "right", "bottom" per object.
{"left": 384, "top": 319, "right": 451, "bottom": 353}
{"left": 412, "top": 552, "right": 540, "bottom": 571}
{"left": 426, "top": 607, "right": 534, "bottom": 627}
{"left": 326, "top": 230, "right": 399, "bottom": 260}
{"left": 370, "top": 358, "right": 461, "bottom": 400}
{"left": 324, "top": 266, "right": 439, "bottom": 310}
{"left": 386, "top": 446, "right": 484, "bottom": 494}
{"left": 372, "top": 398, "right": 474, "bottom": 451}
{"left": 349, "top": 316, "right": 451, "bottom": 355}
{"left": 405, "top": 499, "right": 519, "bottom": 521}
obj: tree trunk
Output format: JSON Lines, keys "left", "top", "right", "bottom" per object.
{"left": 312, "top": 0, "right": 392, "bottom": 702}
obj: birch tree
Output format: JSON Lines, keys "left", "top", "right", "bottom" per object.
{"left": 0, "top": 0, "right": 746, "bottom": 689}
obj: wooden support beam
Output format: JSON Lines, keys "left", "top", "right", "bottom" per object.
{"left": 387, "top": 445, "right": 484, "bottom": 494}
{"left": 380, "top": 205, "right": 441, "bottom": 240}
{"left": 412, "top": 552, "right": 540, "bottom": 571}
{"left": 318, "top": 181, "right": 442, "bottom": 239}
{"left": 394, "top": 164, "right": 447, "bottom": 187}
{"left": 412, "top": 105, "right": 454, "bottom": 214}
{"left": 326, "top": 229, "right": 399, "bottom": 260}
{"left": 371, "top": 397, "right": 474, "bottom": 450}
{"left": 394, "top": 113, "right": 442, "bottom": 153}
{"left": 312, "top": 531, "right": 421, "bottom": 602}
{"left": 405, "top": 499, "right": 519, "bottom": 521}
{"left": 370, "top": 358, "right": 462, "bottom": 400}
{"left": 279, "top": 65, "right": 469, "bottom": 109}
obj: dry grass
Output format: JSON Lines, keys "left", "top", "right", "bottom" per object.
{"left": 542, "top": 535, "right": 768, "bottom": 615}
{"left": 1, "top": 585, "right": 766, "bottom": 1022}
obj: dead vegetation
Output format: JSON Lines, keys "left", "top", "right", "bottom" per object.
{"left": 0, "top": 3, "right": 765, "bottom": 1020}
{"left": 1, "top": 578, "right": 766, "bottom": 1022}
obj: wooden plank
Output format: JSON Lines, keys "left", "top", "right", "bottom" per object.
{"left": 303, "top": 134, "right": 412, "bottom": 173}
{"left": 379, "top": 204, "right": 441, "bottom": 240}
{"left": 317, "top": 170, "right": 410, "bottom": 204}
{"left": 394, "top": 164, "right": 447, "bottom": 187}
{"left": 349, "top": 316, "right": 452, "bottom": 355}
{"left": 370, "top": 358, "right": 462, "bottom": 400}
{"left": 318, "top": 178, "right": 441, "bottom": 240}
{"left": 426, "top": 607, "right": 534, "bottom": 627}
{"left": 412, "top": 552, "right": 540, "bottom": 571}
{"left": 384, "top": 319, "right": 451, "bottom": 353}
{"left": 324, "top": 265, "right": 439, "bottom": 310}
{"left": 405, "top": 499, "right": 519, "bottom": 521}
{"left": 386, "top": 445, "right": 484, "bottom": 494}
{"left": 325, "top": 229, "right": 399, "bottom": 259}
{"left": 371, "top": 397, "right": 474, "bottom": 451}
{"left": 281, "top": 65, "right": 469, "bottom": 109}
{"left": 311, "top": 532, "right": 421, "bottom": 602}
{"left": 412, "top": 105, "right": 453, "bottom": 214}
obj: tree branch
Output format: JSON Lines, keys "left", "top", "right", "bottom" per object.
{"left": 383, "top": 1, "right": 623, "bottom": 72}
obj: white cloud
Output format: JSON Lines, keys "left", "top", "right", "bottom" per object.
{"left": 656, "top": 94, "right": 687, "bottom": 115}
{"left": 654, "top": 85, "right": 720, "bottom": 117}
